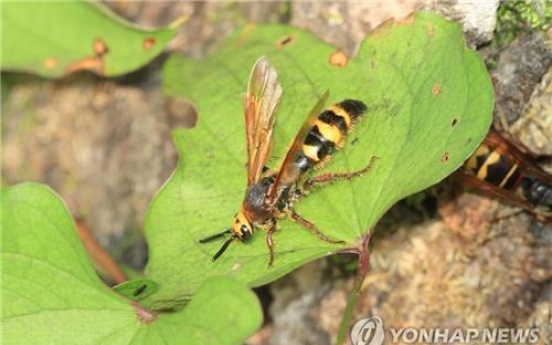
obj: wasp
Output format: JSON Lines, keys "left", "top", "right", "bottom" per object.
{"left": 459, "top": 129, "right": 552, "bottom": 222}
{"left": 200, "top": 56, "right": 376, "bottom": 265}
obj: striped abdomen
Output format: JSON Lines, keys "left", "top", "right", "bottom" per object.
{"left": 464, "top": 144, "right": 523, "bottom": 190}
{"left": 294, "top": 100, "right": 366, "bottom": 174}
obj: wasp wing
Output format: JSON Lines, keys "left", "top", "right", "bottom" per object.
{"left": 454, "top": 171, "right": 536, "bottom": 210}
{"left": 269, "top": 90, "right": 330, "bottom": 199}
{"left": 244, "top": 56, "right": 283, "bottom": 187}
{"left": 485, "top": 130, "right": 552, "bottom": 184}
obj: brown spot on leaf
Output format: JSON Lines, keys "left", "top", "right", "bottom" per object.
{"left": 94, "top": 38, "right": 109, "bottom": 56}
{"left": 235, "top": 24, "right": 256, "bottom": 47}
{"left": 44, "top": 58, "right": 57, "bottom": 69}
{"left": 143, "top": 37, "right": 156, "bottom": 50}
{"left": 441, "top": 152, "right": 450, "bottom": 164}
{"left": 276, "top": 35, "right": 296, "bottom": 48}
{"left": 329, "top": 50, "right": 348, "bottom": 67}
{"left": 427, "top": 24, "right": 436, "bottom": 37}
{"left": 432, "top": 83, "right": 442, "bottom": 96}
{"left": 65, "top": 38, "right": 109, "bottom": 75}
{"left": 65, "top": 57, "right": 104, "bottom": 75}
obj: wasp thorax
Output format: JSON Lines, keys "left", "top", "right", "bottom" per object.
{"left": 233, "top": 211, "right": 253, "bottom": 241}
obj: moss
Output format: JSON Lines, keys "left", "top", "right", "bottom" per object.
{"left": 495, "top": 0, "right": 552, "bottom": 48}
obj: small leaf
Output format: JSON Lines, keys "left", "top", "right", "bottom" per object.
{"left": 1, "top": 183, "right": 263, "bottom": 344}
{"left": 167, "top": 276, "right": 263, "bottom": 345}
{"left": 1, "top": 2, "right": 181, "bottom": 77}
{"left": 144, "top": 12, "right": 493, "bottom": 304}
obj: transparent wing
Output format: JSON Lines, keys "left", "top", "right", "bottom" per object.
{"left": 486, "top": 130, "right": 552, "bottom": 184}
{"left": 270, "top": 90, "right": 329, "bottom": 198}
{"left": 243, "top": 56, "right": 283, "bottom": 186}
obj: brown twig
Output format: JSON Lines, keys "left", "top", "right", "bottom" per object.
{"left": 75, "top": 219, "right": 128, "bottom": 285}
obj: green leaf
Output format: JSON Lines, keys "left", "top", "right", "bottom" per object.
{"left": 145, "top": 12, "right": 493, "bottom": 303}
{"left": 1, "top": 183, "right": 135, "bottom": 343}
{"left": 1, "top": 183, "right": 262, "bottom": 344}
{"left": 168, "top": 276, "right": 263, "bottom": 345}
{"left": 1, "top": 2, "right": 181, "bottom": 78}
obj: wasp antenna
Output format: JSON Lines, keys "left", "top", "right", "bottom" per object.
{"left": 199, "top": 229, "right": 232, "bottom": 243}
{"left": 212, "top": 237, "right": 235, "bottom": 262}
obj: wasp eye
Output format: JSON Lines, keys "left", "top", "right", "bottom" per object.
{"left": 240, "top": 224, "right": 252, "bottom": 240}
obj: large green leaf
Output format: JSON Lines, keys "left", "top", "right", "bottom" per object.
{"left": 145, "top": 12, "right": 493, "bottom": 304}
{"left": 1, "top": 183, "right": 262, "bottom": 344}
{"left": 1, "top": 2, "right": 180, "bottom": 77}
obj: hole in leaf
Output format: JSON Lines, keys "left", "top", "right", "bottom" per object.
{"left": 276, "top": 35, "right": 296, "bottom": 48}
{"left": 441, "top": 152, "right": 450, "bottom": 164}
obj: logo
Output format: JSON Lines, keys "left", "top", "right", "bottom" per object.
{"left": 350, "top": 315, "right": 539, "bottom": 344}
{"left": 351, "top": 316, "right": 385, "bottom": 345}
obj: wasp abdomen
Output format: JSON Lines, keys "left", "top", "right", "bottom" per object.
{"left": 465, "top": 145, "right": 522, "bottom": 190}
{"left": 296, "top": 100, "right": 367, "bottom": 172}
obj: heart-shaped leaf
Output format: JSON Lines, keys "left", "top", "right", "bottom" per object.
{"left": 1, "top": 183, "right": 262, "bottom": 344}
{"left": 1, "top": 2, "right": 181, "bottom": 77}
{"left": 144, "top": 12, "right": 493, "bottom": 304}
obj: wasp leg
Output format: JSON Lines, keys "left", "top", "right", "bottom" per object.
{"left": 266, "top": 225, "right": 276, "bottom": 267}
{"left": 261, "top": 218, "right": 278, "bottom": 267}
{"left": 289, "top": 209, "right": 345, "bottom": 245}
{"left": 534, "top": 154, "right": 552, "bottom": 164}
{"left": 490, "top": 208, "right": 524, "bottom": 224}
{"left": 303, "top": 155, "right": 378, "bottom": 191}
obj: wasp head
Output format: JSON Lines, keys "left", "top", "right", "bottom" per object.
{"left": 232, "top": 211, "right": 254, "bottom": 241}
{"left": 199, "top": 210, "right": 255, "bottom": 262}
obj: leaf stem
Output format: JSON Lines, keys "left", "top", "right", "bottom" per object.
{"left": 76, "top": 218, "right": 128, "bottom": 284}
{"left": 335, "top": 231, "right": 372, "bottom": 345}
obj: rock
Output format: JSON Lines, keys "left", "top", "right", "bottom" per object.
{"left": 492, "top": 33, "right": 552, "bottom": 128}
{"left": 424, "top": 0, "right": 500, "bottom": 47}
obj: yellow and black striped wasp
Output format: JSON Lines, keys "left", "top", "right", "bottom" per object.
{"left": 200, "top": 56, "right": 377, "bottom": 265}
{"left": 459, "top": 129, "right": 552, "bottom": 222}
